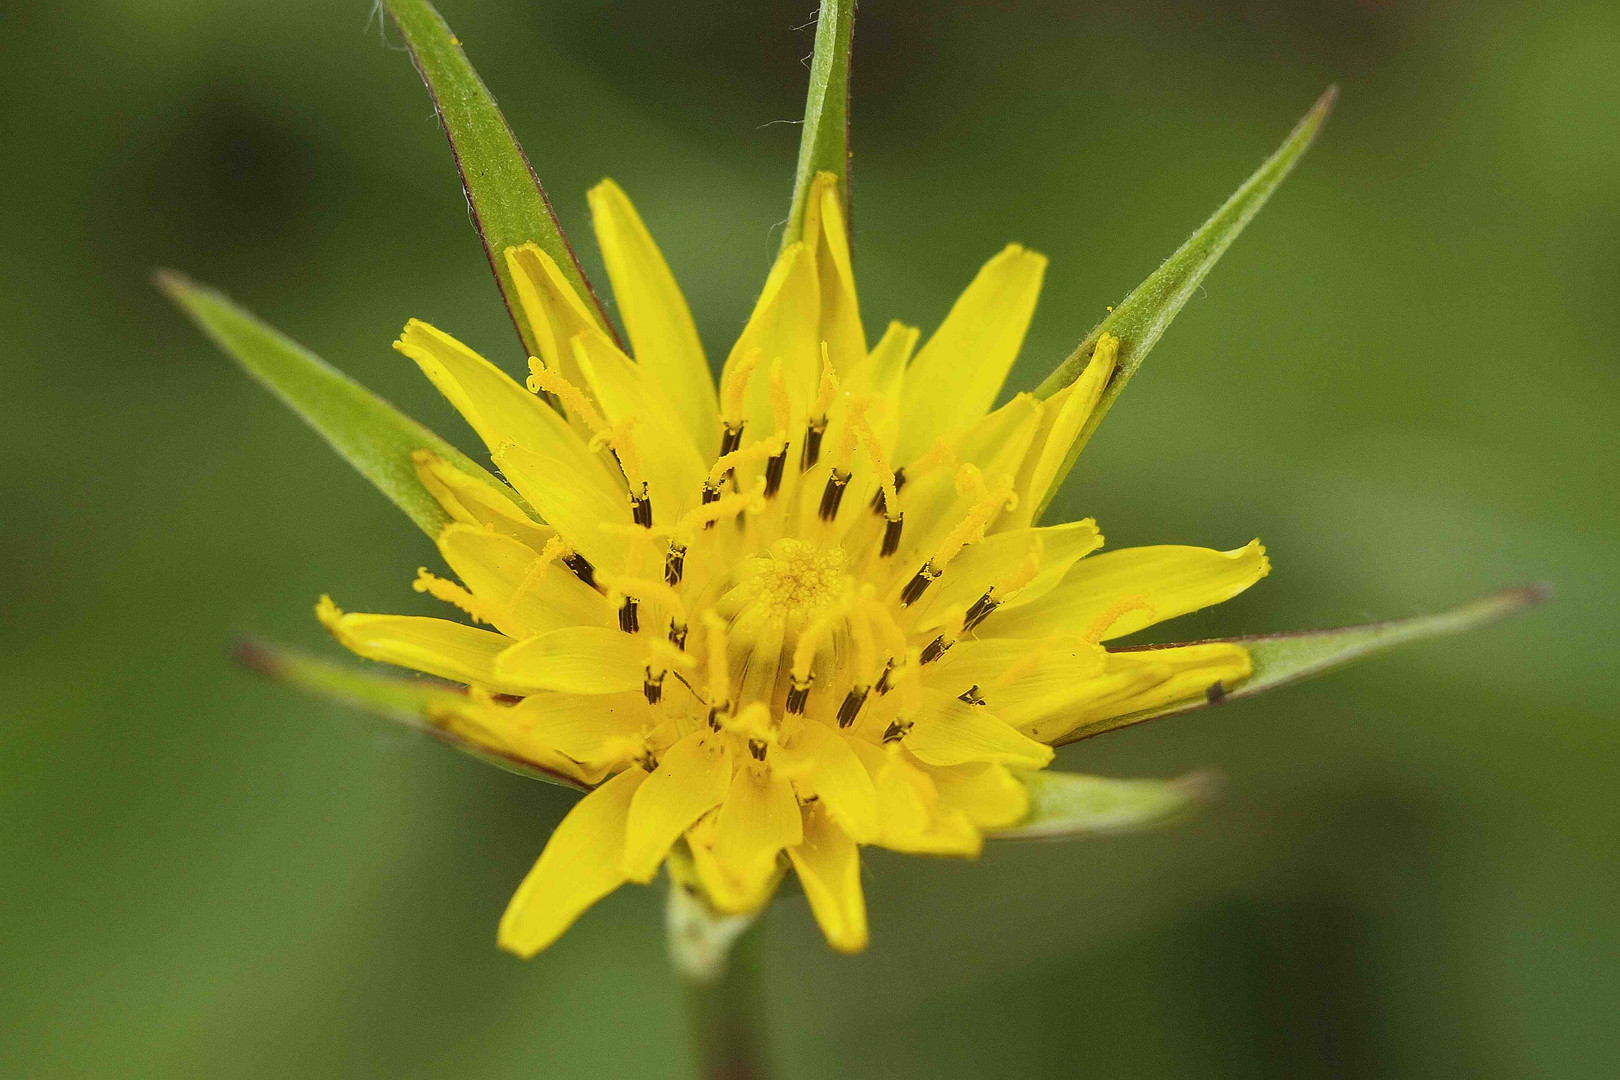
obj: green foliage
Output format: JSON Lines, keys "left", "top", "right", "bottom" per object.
{"left": 993, "top": 771, "right": 1217, "bottom": 841}
{"left": 157, "top": 272, "right": 510, "bottom": 537}
{"left": 781, "top": 0, "right": 854, "bottom": 251}
{"left": 382, "top": 0, "right": 615, "bottom": 354}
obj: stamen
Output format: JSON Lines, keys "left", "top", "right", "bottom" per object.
{"left": 618, "top": 597, "right": 640, "bottom": 634}
{"left": 785, "top": 677, "right": 811, "bottom": 716}
{"left": 870, "top": 466, "right": 907, "bottom": 515}
{"left": 527, "top": 365, "right": 608, "bottom": 433}
{"left": 412, "top": 568, "right": 499, "bottom": 625}
{"left": 836, "top": 686, "right": 869, "bottom": 728}
{"left": 882, "top": 718, "right": 913, "bottom": 744}
{"left": 928, "top": 465, "right": 1018, "bottom": 573}
{"left": 679, "top": 478, "right": 767, "bottom": 538}
{"left": 957, "top": 684, "right": 986, "bottom": 706}
{"left": 763, "top": 449, "right": 788, "bottom": 498}
{"left": 643, "top": 667, "right": 664, "bottom": 705}
{"left": 874, "top": 658, "right": 898, "bottom": 696}
{"left": 748, "top": 739, "right": 769, "bottom": 762}
{"left": 509, "top": 536, "right": 571, "bottom": 614}
{"left": 801, "top": 420, "right": 826, "bottom": 472}
{"left": 702, "top": 611, "right": 732, "bottom": 709}
{"left": 918, "top": 634, "right": 954, "bottom": 665}
{"left": 908, "top": 437, "right": 958, "bottom": 479}
{"left": 818, "top": 469, "right": 851, "bottom": 521}
{"left": 880, "top": 512, "right": 905, "bottom": 558}
{"left": 665, "top": 542, "right": 687, "bottom": 586}
{"left": 898, "top": 564, "right": 940, "bottom": 607}
{"left": 668, "top": 621, "right": 688, "bottom": 650}
{"left": 1084, "top": 595, "right": 1154, "bottom": 643}
{"left": 630, "top": 482, "right": 653, "bottom": 528}
{"left": 720, "top": 348, "right": 762, "bottom": 427}
{"left": 563, "top": 551, "right": 597, "bottom": 589}
{"left": 708, "top": 433, "right": 785, "bottom": 487}
{"left": 718, "top": 422, "right": 745, "bottom": 459}
{"left": 961, "top": 589, "right": 999, "bottom": 632}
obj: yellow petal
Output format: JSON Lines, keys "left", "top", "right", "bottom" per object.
{"left": 1072, "top": 642, "right": 1254, "bottom": 728}
{"left": 316, "top": 596, "right": 519, "bottom": 691}
{"left": 493, "top": 442, "right": 631, "bottom": 572}
{"left": 909, "top": 519, "right": 1103, "bottom": 633}
{"left": 1013, "top": 663, "right": 1177, "bottom": 744}
{"left": 587, "top": 179, "right": 720, "bottom": 457}
{"left": 436, "top": 523, "right": 612, "bottom": 637}
{"left": 922, "top": 760, "right": 1030, "bottom": 830}
{"left": 924, "top": 635, "right": 1111, "bottom": 727}
{"left": 505, "top": 243, "right": 603, "bottom": 398}
{"left": 896, "top": 244, "right": 1047, "bottom": 463}
{"left": 774, "top": 717, "right": 879, "bottom": 843}
{"left": 501, "top": 691, "right": 653, "bottom": 778}
{"left": 412, "top": 450, "right": 552, "bottom": 551}
{"left": 843, "top": 320, "right": 916, "bottom": 460}
{"left": 395, "top": 319, "right": 615, "bottom": 496}
{"left": 718, "top": 242, "right": 820, "bottom": 438}
{"left": 989, "top": 541, "right": 1271, "bottom": 641}
{"left": 1013, "top": 332, "right": 1118, "bottom": 524}
{"left": 572, "top": 328, "right": 709, "bottom": 519}
{"left": 706, "top": 766, "right": 804, "bottom": 911}
{"left": 800, "top": 171, "right": 865, "bottom": 375}
{"left": 871, "top": 749, "right": 982, "bottom": 856}
{"left": 494, "top": 626, "right": 646, "bottom": 695}
{"left": 622, "top": 731, "right": 733, "bottom": 882}
{"left": 497, "top": 766, "right": 646, "bottom": 958}
{"left": 787, "top": 801, "right": 869, "bottom": 953}
{"left": 904, "top": 690, "right": 1055, "bottom": 769}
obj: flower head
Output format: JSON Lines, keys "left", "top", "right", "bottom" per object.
{"left": 315, "top": 171, "right": 1265, "bottom": 955}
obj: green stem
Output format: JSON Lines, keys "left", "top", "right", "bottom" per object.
{"left": 667, "top": 883, "right": 770, "bottom": 1080}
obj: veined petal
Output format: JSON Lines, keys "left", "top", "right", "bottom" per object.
{"left": 498, "top": 691, "right": 651, "bottom": 774}
{"left": 990, "top": 540, "right": 1271, "bottom": 641}
{"left": 587, "top": 179, "right": 720, "bottom": 457}
{"left": 909, "top": 519, "right": 1103, "bottom": 633}
{"left": 316, "top": 596, "right": 519, "bottom": 691}
{"left": 896, "top": 244, "right": 1047, "bottom": 463}
{"left": 572, "top": 328, "right": 709, "bottom": 520}
{"left": 494, "top": 442, "right": 631, "bottom": 571}
{"left": 413, "top": 450, "right": 551, "bottom": 551}
{"left": 395, "top": 319, "right": 614, "bottom": 496}
{"left": 437, "top": 523, "right": 612, "bottom": 636}
{"left": 505, "top": 243, "right": 603, "bottom": 397}
{"left": 922, "top": 760, "right": 1030, "bottom": 830}
{"left": 787, "top": 801, "right": 868, "bottom": 954}
{"left": 775, "top": 717, "right": 879, "bottom": 843}
{"left": 1035, "top": 642, "right": 1253, "bottom": 744}
{"left": 494, "top": 627, "right": 646, "bottom": 695}
{"left": 905, "top": 690, "right": 1054, "bottom": 769}
{"left": 497, "top": 766, "right": 646, "bottom": 958}
{"left": 925, "top": 636, "right": 1112, "bottom": 731}
{"left": 718, "top": 242, "right": 820, "bottom": 438}
{"left": 801, "top": 171, "right": 865, "bottom": 374}
{"left": 706, "top": 766, "right": 804, "bottom": 912}
{"left": 622, "top": 731, "right": 733, "bottom": 882}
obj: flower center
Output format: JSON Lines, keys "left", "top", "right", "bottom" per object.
{"left": 751, "top": 539, "right": 849, "bottom": 619}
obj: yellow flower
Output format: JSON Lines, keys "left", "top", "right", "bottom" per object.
{"left": 313, "top": 171, "right": 1266, "bottom": 957}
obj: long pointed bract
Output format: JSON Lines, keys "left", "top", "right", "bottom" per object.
{"left": 1032, "top": 87, "right": 1338, "bottom": 521}
{"left": 383, "top": 0, "right": 618, "bottom": 356}
{"left": 1052, "top": 583, "right": 1547, "bottom": 746}
{"left": 781, "top": 0, "right": 854, "bottom": 252}
{"left": 157, "top": 271, "right": 515, "bottom": 537}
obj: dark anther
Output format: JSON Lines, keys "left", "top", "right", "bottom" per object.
{"left": 763, "top": 450, "right": 788, "bottom": 498}
{"left": 700, "top": 481, "right": 722, "bottom": 529}
{"left": 817, "top": 469, "right": 851, "bottom": 522}
{"left": 880, "top": 513, "right": 905, "bottom": 558}
{"left": 957, "top": 684, "right": 985, "bottom": 706}
{"left": 630, "top": 484, "right": 653, "bottom": 528}
{"left": 919, "top": 635, "right": 953, "bottom": 665}
{"left": 785, "top": 677, "right": 811, "bottom": 716}
{"left": 668, "top": 621, "right": 688, "bottom": 650}
{"left": 898, "top": 564, "right": 939, "bottom": 607}
{"left": 882, "top": 719, "right": 913, "bottom": 744}
{"left": 563, "top": 552, "right": 597, "bottom": 589}
{"left": 748, "top": 738, "right": 769, "bottom": 762}
{"left": 962, "top": 589, "right": 999, "bottom": 632}
{"left": 874, "top": 659, "right": 898, "bottom": 696}
{"left": 643, "top": 668, "right": 665, "bottom": 705}
{"left": 800, "top": 420, "right": 826, "bottom": 472}
{"left": 719, "top": 422, "right": 744, "bottom": 458}
{"left": 664, "top": 543, "right": 686, "bottom": 586}
{"left": 837, "top": 686, "right": 869, "bottom": 728}
{"left": 707, "top": 706, "right": 726, "bottom": 732}
{"left": 619, "top": 597, "right": 640, "bottom": 634}
{"left": 870, "top": 467, "right": 905, "bottom": 515}
{"left": 1206, "top": 680, "right": 1227, "bottom": 704}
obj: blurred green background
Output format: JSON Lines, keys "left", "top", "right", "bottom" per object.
{"left": 3, "top": 0, "right": 1615, "bottom": 1076}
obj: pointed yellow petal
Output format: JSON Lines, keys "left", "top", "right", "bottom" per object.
{"left": 800, "top": 171, "right": 865, "bottom": 374}
{"left": 990, "top": 541, "right": 1271, "bottom": 641}
{"left": 501, "top": 691, "right": 652, "bottom": 779}
{"left": 909, "top": 519, "right": 1103, "bottom": 634}
{"left": 571, "top": 327, "right": 709, "bottom": 519}
{"left": 588, "top": 179, "right": 720, "bottom": 457}
{"left": 904, "top": 691, "right": 1055, "bottom": 769}
{"left": 1013, "top": 664, "right": 1176, "bottom": 744}
{"left": 436, "top": 523, "right": 612, "bottom": 637}
{"left": 412, "top": 450, "right": 551, "bottom": 551}
{"left": 706, "top": 767, "right": 804, "bottom": 910}
{"left": 493, "top": 626, "right": 646, "bottom": 695}
{"left": 870, "top": 749, "right": 983, "bottom": 856}
{"left": 775, "top": 717, "right": 879, "bottom": 843}
{"left": 718, "top": 242, "right": 820, "bottom": 437}
{"left": 844, "top": 320, "right": 916, "bottom": 459}
{"left": 924, "top": 636, "right": 1112, "bottom": 731}
{"left": 1017, "top": 332, "right": 1118, "bottom": 523}
{"left": 787, "top": 801, "right": 868, "bottom": 954}
{"left": 896, "top": 244, "right": 1047, "bottom": 463}
{"left": 497, "top": 766, "right": 646, "bottom": 958}
{"left": 505, "top": 243, "right": 603, "bottom": 395}
{"left": 395, "top": 319, "right": 613, "bottom": 494}
{"left": 622, "top": 731, "right": 733, "bottom": 882}
{"left": 493, "top": 442, "right": 631, "bottom": 572}
{"left": 316, "top": 596, "right": 519, "bottom": 690}
{"left": 1045, "top": 642, "right": 1254, "bottom": 741}
{"left": 922, "top": 761, "right": 1031, "bottom": 831}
